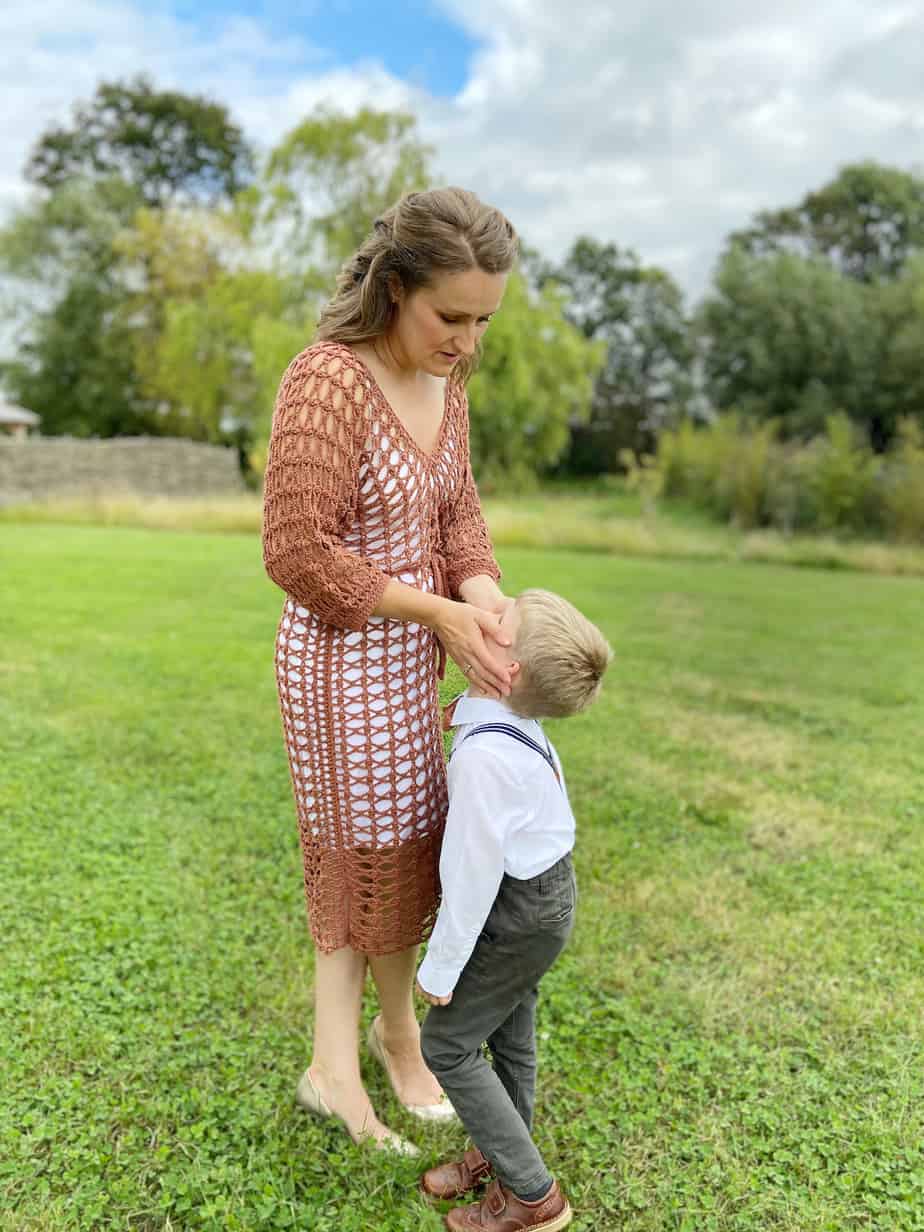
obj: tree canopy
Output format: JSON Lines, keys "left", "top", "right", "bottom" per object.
{"left": 4, "top": 76, "right": 924, "bottom": 479}
{"left": 264, "top": 107, "right": 432, "bottom": 277}
{"left": 26, "top": 75, "right": 253, "bottom": 209}
{"left": 541, "top": 238, "right": 692, "bottom": 471}
{"left": 729, "top": 161, "right": 924, "bottom": 284}
{"left": 467, "top": 272, "right": 602, "bottom": 488}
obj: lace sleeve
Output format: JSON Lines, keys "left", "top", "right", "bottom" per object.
{"left": 440, "top": 388, "right": 501, "bottom": 597}
{"left": 262, "top": 345, "right": 390, "bottom": 630}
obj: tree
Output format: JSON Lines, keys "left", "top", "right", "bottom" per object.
{"left": 1, "top": 80, "right": 256, "bottom": 437}
{"left": 0, "top": 180, "right": 155, "bottom": 436}
{"left": 730, "top": 161, "right": 924, "bottom": 283}
{"left": 148, "top": 269, "right": 309, "bottom": 448}
{"left": 0, "top": 176, "right": 141, "bottom": 310}
{"left": 108, "top": 204, "right": 313, "bottom": 460}
{"left": 264, "top": 106, "right": 433, "bottom": 278}
{"left": 697, "top": 245, "right": 889, "bottom": 443}
{"left": 128, "top": 105, "right": 435, "bottom": 458}
{"left": 1, "top": 272, "right": 148, "bottom": 438}
{"left": 109, "top": 204, "right": 311, "bottom": 455}
{"left": 466, "top": 272, "right": 602, "bottom": 489}
{"left": 26, "top": 76, "right": 253, "bottom": 209}
{"left": 114, "top": 204, "right": 235, "bottom": 416}
{"left": 540, "top": 238, "right": 693, "bottom": 473}
{"left": 870, "top": 255, "right": 924, "bottom": 442}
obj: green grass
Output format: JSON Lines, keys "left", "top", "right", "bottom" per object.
{"left": 2, "top": 525, "right": 923, "bottom": 1230}
{"left": 3, "top": 487, "right": 924, "bottom": 578}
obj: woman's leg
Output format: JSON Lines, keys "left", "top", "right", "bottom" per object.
{"left": 368, "top": 945, "right": 445, "bottom": 1105}
{"left": 308, "top": 944, "right": 399, "bottom": 1143}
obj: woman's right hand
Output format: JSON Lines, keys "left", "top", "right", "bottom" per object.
{"left": 432, "top": 599, "right": 515, "bottom": 699}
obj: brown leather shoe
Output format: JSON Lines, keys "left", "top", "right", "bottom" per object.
{"left": 421, "top": 1146, "right": 493, "bottom": 1199}
{"left": 444, "top": 1178, "right": 572, "bottom": 1230}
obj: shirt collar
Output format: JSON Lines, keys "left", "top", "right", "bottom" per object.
{"left": 447, "top": 688, "right": 537, "bottom": 730}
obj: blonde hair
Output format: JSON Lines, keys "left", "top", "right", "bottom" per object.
{"left": 509, "top": 589, "right": 613, "bottom": 720}
{"left": 315, "top": 186, "right": 518, "bottom": 384}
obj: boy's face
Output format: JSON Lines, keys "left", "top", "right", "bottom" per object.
{"left": 499, "top": 598, "right": 522, "bottom": 687}
{"left": 467, "top": 597, "right": 522, "bottom": 701}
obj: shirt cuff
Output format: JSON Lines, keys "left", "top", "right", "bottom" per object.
{"left": 417, "top": 953, "right": 463, "bottom": 999}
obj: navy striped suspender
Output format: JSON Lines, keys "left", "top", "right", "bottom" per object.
{"left": 456, "top": 722, "right": 562, "bottom": 789}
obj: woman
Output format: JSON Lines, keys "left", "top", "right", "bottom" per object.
{"left": 262, "top": 187, "right": 519, "bottom": 1152}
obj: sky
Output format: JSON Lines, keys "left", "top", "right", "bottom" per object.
{"left": 4, "top": 0, "right": 924, "bottom": 303}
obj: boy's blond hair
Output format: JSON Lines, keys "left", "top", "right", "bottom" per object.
{"left": 508, "top": 589, "right": 613, "bottom": 720}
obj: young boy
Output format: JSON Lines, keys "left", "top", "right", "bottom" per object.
{"left": 417, "top": 588, "right": 612, "bottom": 1232}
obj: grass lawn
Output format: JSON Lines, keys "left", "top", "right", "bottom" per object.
{"left": 4, "top": 486, "right": 924, "bottom": 579}
{"left": 1, "top": 524, "right": 923, "bottom": 1231}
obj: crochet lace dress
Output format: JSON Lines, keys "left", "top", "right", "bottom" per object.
{"left": 262, "top": 341, "right": 501, "bottom": 954}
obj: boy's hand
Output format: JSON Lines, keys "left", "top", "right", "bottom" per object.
{"left": 416, "top": 978, "right": 452, "bottom": 1007}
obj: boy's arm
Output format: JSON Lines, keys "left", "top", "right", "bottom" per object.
{"left": 416, "top": 749, "right": 518, "bottom": 1002}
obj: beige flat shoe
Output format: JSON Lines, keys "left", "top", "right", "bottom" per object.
{"left": 367, "top": 1016, "right": 458, "bottom": 1123}
{"left": 295, "top": 1067, "right": 420, "bottom": 1156}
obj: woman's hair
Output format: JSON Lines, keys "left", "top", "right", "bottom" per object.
{"left": 315, "top": 187, "right": 518, "bottom": 383}
{"left": 509, "top": 589, "right": 613, "bottom": 720}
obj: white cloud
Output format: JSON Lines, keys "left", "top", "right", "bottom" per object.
{"left": 426, "top": 0, "right": 924, "bottom": 296}
{"left": 1, "top": 1, "right": 324, "bottom": 208}
{"left": 3, "top": 0, "right": 924, "bottom": 304}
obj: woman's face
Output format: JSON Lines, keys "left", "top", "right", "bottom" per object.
{"left": 389, "top": 267, "right": 508, "bottom": 377}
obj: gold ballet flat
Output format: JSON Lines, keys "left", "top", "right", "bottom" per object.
{"left": 295, "top": 1067, "right": 420, "bottom": 1156}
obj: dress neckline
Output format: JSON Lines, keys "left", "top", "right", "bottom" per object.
{"left": 340, "top": 345, "right": 452, "bottom": 464}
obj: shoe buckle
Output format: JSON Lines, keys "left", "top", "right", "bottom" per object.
{"left": 464, "top": 1147, "right": 490, "bottom": 1180}
{"left": 485, "top": 1182, "right": 506, "bottom": 1217}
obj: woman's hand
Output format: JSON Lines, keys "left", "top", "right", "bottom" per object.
{"left": 416, "top": 978, "right": 452, "bottom": 1007}
{"left": 457, "top": 575, "right": 507, "bottom": 614}
{"left": 432, "top": 598, "right": 514, "bottom": 699}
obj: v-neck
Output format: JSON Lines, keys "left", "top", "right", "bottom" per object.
{"left": 346, "top": 347, "right": 451, "bottom": 464}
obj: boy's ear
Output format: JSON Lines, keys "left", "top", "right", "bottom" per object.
{"left": 510, "top": 661, "right": 520, "bottom": 674}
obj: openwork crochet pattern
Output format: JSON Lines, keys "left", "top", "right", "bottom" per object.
{"left": 263, "top": 342, "right": 500, "bottom": 954}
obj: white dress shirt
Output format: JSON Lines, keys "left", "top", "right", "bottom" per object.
{"left": 417, "top": 691, "right": 576, "bottom": 998}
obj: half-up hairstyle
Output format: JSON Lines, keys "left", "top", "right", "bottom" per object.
{"left": 315, "top": 187, "right": 518, "bottom": 384}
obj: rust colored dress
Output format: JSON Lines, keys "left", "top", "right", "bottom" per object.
{"left": 262, "top": 341, "right": 501, "bottom": 954}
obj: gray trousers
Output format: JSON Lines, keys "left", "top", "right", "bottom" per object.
{"left": 421, "top": 854, "right": 576, "bottom": 1196}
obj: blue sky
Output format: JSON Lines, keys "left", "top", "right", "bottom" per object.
{"left": 5, "top": 1, "right": 924, "bottom": 301}
{"left": 157, "top": 0, "right": 477, "bottom": 96}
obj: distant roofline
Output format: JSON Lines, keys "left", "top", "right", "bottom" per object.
{"left": 0, "top": 402, "right": 40, "bottom": 426}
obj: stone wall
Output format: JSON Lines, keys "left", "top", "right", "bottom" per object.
{"left": 0, "top": 436, "right": 246, "bottom": 505}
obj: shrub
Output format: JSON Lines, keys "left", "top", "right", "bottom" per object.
{"left": 881, "top": 418, "right": 924, "bottom": 542}
{"left": 658, "top": 417, "right": 728, "bottom": 510}
{"left": 658, "top": 415, "right": 776, "bottom": 528}
{"left": 807, "top": 413, "right": 882, "bottom": 535}
{"left": 715, "top": 418, "right": 778, "bottom": 529}
{"left": 618, "top": 448, "right": 663, "bottom": 521}
{"left": 655, "top": 411, "right": 922, "bottom": 541}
